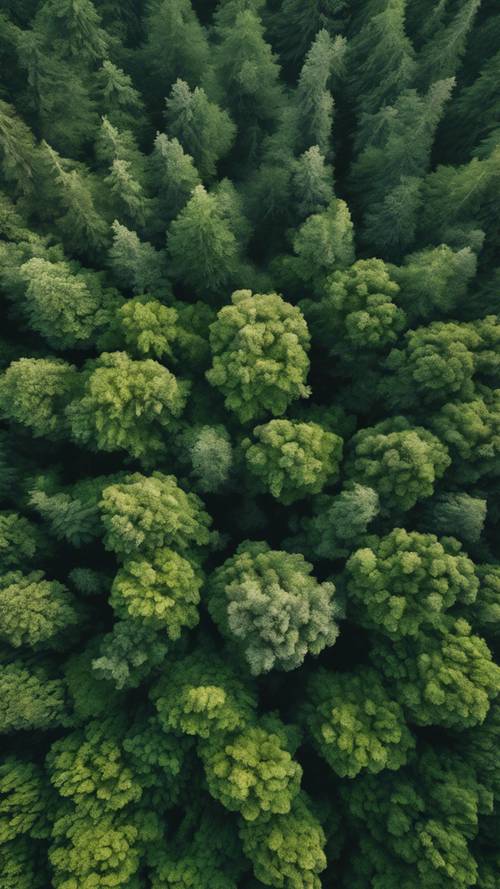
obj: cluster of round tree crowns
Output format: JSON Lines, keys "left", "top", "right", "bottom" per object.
{"left": 1, "top": 0, "right": 500, "bottom": 887}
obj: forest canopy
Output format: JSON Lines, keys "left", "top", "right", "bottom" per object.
{"left": 0, "top": 1, "right": 499, "bottom": 887}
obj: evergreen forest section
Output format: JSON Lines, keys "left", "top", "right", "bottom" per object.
{"left": 0, "top": 0, "right": 500, "bottom": 887}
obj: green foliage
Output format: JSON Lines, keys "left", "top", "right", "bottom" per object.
{"left": 346, "top": 417, "right": 451, "bottom": 512}
{"left": 373, "top": 617, "right": 500, "bottom": 728}
{"left": 99, "top": 471, "right": 214, "bottom": 559}
{"left": 201, "top": 721, "right": 302, "bottom": 821}
{"left": 0, "top": 661, "right": 67, "bottom": 733}
{"left": 302, "top": 667, "right": 414, "bottom": 778}
{"left": 209, "top": 541, "right": 339, "bottom": 674}
{"left": 46, "top": 717, "right": 142, "bottom": 817}
{"left": 422, "top": 493, "right": 487, "bottom": 545}
{"left": 346, "top": 528, "right": 478, "bottom": 638}
{"left": 188, "top": 425, "right": 233, "bottom": 492}
{"left": 290, "top": 483, "right": 379, "bottom": 560}
{"left": 303, "top": 258, "right": 405, "bottom": 355}
{"left": 18, "top": 257, "right": 120, "bottom": 350}
{"left": 67, "top": 352, "right": 188, "bottom": 463}
{"left": 207, "top": 290, "right": 310, "bottom": 423}
{"left": 344, "top": 748, "right": 488, "bottom": 889}
{"left": 1, "top": 2, "right": 500, "bottom": 885}
{"left": 277, "top": 198, "right": 354, "bottom": 293}
{"left": 166, "top": 79, "right": 236, "bottom": 179}
{"left": 0, "top": 757, "right": 51, "bottom": 843}
{"left": 242, "top": 419, "right": 343, "bottom": 503}
{"left": 431, "top": 390, "right": 500, "bottom": 482}
{"left": 113, "top": 297, "right": 178, "bottom": 360}
{"left": 0, "top": 511, "right": 43, "bottom": 571}
{"left": 109, "top": 220, "right": 169, "bottom": 297}
{"left": 0, "top": 357, "right": 76, "bottom": 440}
{"left": 0, "top": 570, "right": 78, "bottom": 648}
{"left": 149, "top": 132, "right": 201, "bottom": 223}
{"left": 239, "top": 794, "right": 327, "bottom": 888}
{"left": 167, "top": 184, "right": 241, "bottom": 293}
{"left": 109, "top": 548, "right": 201, "bottom": 635}
{"left": 152, "top": 647, "right": 257, "bottom": 739}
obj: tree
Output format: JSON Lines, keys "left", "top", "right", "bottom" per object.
{"left": 268, "top": 0, "right": 349, "bottom": 69}
{"left": 348, "top": 0, "right": 416, "bottom": 115}
{"left": 296, "top": 30, "right": 345, "bottom": 155}
{"left": 214, "top": 5, "right": 283, "bottom": 139}
{"left": 0, "top": 661, "right": 67, "bottom": 733}
{"left": 188, "top": 425, "right": 234, "bottom": 492}
{"left": 289, "top": 483, "right": 380, "bottom": 560}
{"left": 49, "top": 810, "right": 142, "bottom": 889}
{"left": 99, "top": 471, "right": 214, "bottom": 559}
{"left": 165, "top": 79, "right": 236, "bottom": 179}
{"left": 0, "top": 100, "right": 38, "bottom": 193}
{"left": 0, "top": 357, "right": 77, "bottom": 440}
{"left": 151, "top": 646, "right": 257, "bottom": 740}
{"left": 372, "top": 617, "right": 500, "bottom": 728}
{"left": 430, "top": 390, "right": 500, "bottom": 483}
{"left": 92, "top": 620, "right": 170, "bottom": 690}
{"left": 0, "top": 512, "right": 44, "bottom": 572}
{"left": 346, "top": 417, "right": 451, "bottom": 512}
{"left": 276, "top": 197, "right": 354, "bottom": 294}
{"left": 109, "top": 548, "right": 202, "bottom": 636}
{"left": 32, "top": 0, "right": 108, "bottom": 62}
{"left": 472, "top": 566, "right": 500, "bottom": 640}
{"left": 41, "top": 143, "right": 108, "bottom": 256}
{"left": 149, "top": 132, "right": 201, "bottom": 223}
{"left": 392, "top": 244, "right": 477, "bottom": 323}
{"left": 206, "top": 289, "right": 311, "bottom": 423}
{"left": 343, "top": 748, "right": 487, "bottom": 889}
{"left": 200, "top": 720, "right": 302, "bottom": 821}
{"left": 46, "top": 717, "right": 142, "bottom": 817}
{"left": 141, "top": 0, "right": 210, "bottom": 99}
{"left": 292, "top": 146, "right": 334, "bottom": 219}
{"left": 422, "top": 493, "right": 487, "bottom": 545}
{"left": 29, "top": 473, "right": 121, "bottom": 548}
{"left": 67, "top": 352, "right": 189, "bottom": 463}
{"left": 302, "top": 258, "right": 405, "bottom": 356}
{"left": 112, "top": 297, "right": 178, "bottom": 360}
{"left": 96, "top": 60, "right": 146, "bottom": 133}
{"left": 418, "top": 0, "right": 481, "bottom": 87}
{"left": 345, "top": 528, "right": 478, "bottom": 639}
{"left": 240, "top": 792, "right": 327, "bottom": 887}
{"left": 381, "top": 321, "right": 481, "bottom": 409}
{"left": 208, "top": 541, "right": 339, "bottom": 675}
{"left": 0, "top": 570, "right": 78, "bottom": 649}
{"left": 18, "top": 257, "right": 120, "bottom": 350}
{"left": 104, "top": 158, "right": 150, "bottom": 229}
{"left": 301, "top": 667, "right": 414, "bottom": 778}
{"left": 167, "top": 184, "right": 241, "bottom": 293}
{"left": 108, "top": 220, "right": 169, "bottom": 297}
{"left": 242, "top": 419, "right": 343, "bottom": 504}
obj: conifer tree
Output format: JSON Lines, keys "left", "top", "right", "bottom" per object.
{"left": 296, "top": 30, "right": 345, "bottom": 156}
{"left": 348, "top": 0, "right": 416, "bottom": 115}
{"left": 167, "top": 184, "right": 240, "bottom": 293}
{"left": 165, "top": 79, "right": 236, "bottom": 179}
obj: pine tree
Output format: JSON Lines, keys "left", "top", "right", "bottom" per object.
{"left": 296, "top": 30, "right": 346, "bottom": 155}
{"left": 165, "top": 79, "right": 236, "bottom": 179}
{"left": 348, "top": 0, "right": 416, "bottom": 115}
{"left": 141, "top": 0, "right": 210, "bottom": 102}
{"left": 41, "top": 142, "right": 108, "bottom": 256}
{"left": 167, "top": 184, "right": 240, "bottom": 293}
{"left": 108, "top": 220, "right": 169, "bottom": 296}
{"left": 418, "top": 0, "right": 481, "bottom": 88}
{"left": 149, "top": 132, "right": 201, "bottom": 223}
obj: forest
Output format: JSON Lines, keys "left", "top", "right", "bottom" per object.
{"left": 0, "top": 0, "right": 499, "bottom": 886}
